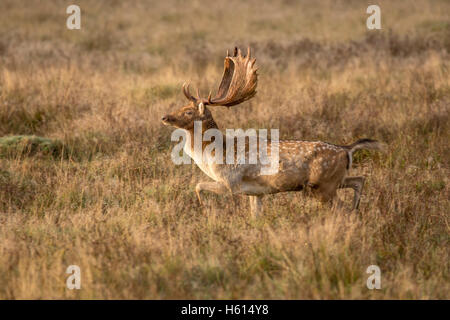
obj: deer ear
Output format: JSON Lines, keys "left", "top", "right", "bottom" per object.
{"left": 198, "top": 102, "right": 205, "bottom": 115}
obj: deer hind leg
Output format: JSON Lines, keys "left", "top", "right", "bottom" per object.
{"left": 307, "top": 183, "right": 338, "bottom": 209}
{"left": 316, "top": 186, "right": 338, "bottom": 206}
{"left": 249, "top": 196, "right": 262, "bottom": 218}
{"left": 195, "top": 181, "right": 228, "bottom": 206}
{"left": 339, "top": 176, "right": 365, "bottom": 210}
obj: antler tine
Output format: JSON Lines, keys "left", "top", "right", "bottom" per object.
{"left": 182, "top": 82, "right": 197, "bottom": 103}
{"left": 247, "top": 47, "right": 251, "bottom": 58}
{"left": 207, "top": 91, "right": 212, "bottom": 103}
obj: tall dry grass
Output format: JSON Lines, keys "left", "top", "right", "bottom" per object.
{"left": 0, "top": 0, "right": 448, "bottom": 299}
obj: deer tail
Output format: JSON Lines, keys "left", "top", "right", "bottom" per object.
{"left": 344, "top": 138, "right": 386, "bottom": 169}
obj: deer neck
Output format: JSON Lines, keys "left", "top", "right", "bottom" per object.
{"left": 183, "top": 118, "right": 220, "bottom": 160}
{"left": 203, "top": 117, "right": 219, "bottom": 131}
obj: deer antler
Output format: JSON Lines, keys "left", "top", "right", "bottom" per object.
{"left": 182, "top": 82, "right": 197, "bottom": 103}
{"left": 182, "top": 47, "right": 258, "bottom": 107}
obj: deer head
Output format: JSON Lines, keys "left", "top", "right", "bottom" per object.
{"left": 161, "top": 101, "right": 211, "bottom": 130}
{"left": 161, "top": 47, "right": 258, "bottom": 131}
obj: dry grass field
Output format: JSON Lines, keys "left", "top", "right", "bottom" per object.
{"left": 0, "top": 0, "right": 449, "bottom": 299}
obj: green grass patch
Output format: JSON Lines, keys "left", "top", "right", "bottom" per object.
{"left": 0, "top": 135, "right": 64, "bottom": 158}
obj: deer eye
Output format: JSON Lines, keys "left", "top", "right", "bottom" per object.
{"left": 185, "top": 110, "right": 194, "bottom": 116}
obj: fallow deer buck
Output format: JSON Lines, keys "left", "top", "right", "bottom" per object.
{"left": 161, "top": 47, "right": 384, "bottom": 216}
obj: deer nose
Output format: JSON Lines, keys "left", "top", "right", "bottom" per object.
{"left": 161, "top": 115, "right": 169, "bottom": 122}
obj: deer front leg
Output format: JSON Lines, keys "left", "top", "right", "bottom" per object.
{"left": 249, "top": 196, "right": 262, "bottom": 217}
{"left": 339, "top": 176, "right": 365, "bottom": 210}
{"left": 195, "top": 181, "right": 229, "bottom": 206}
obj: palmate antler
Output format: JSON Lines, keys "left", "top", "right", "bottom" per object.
{"left": 182, "top": 47, "right": 258, "bottom": 107}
